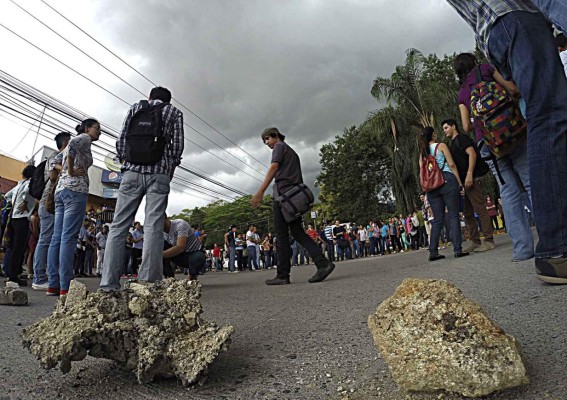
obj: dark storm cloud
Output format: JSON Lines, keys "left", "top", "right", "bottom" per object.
{"left": 94, "top": 0, "right": 474, "bottom": 200}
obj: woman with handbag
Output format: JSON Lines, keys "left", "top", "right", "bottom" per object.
{"left": 46, "top": 118, "right": 101, "bottom": 295}
{"left": 3, "top": 165, "right": 37, "bottom": 287}
{"left": 419, "top": 126, "right": 469, "bottom": 261}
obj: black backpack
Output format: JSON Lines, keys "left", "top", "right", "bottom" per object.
{"left": 125, "top": 100, "right": 168, "bottom": 165}
{"left": 28, "top": 159, "right": 48, "bottom": 200}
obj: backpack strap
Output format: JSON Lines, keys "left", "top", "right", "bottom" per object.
{"left": 477, "top": 141, "right": 505, "bottom": 185}
{"left": 433, "top": 143, "right": 446, "bottom": 171}
{"left": 475, "top": 66, "right": 484, "bottom": 85}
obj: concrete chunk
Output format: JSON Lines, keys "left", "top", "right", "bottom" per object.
{"left": 0, "top": 287, "right": 28, "bottom": 306}
{"left": 22, "top": 279, "right": 234, "bottom": 385}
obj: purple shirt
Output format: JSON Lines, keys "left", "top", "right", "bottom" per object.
{"left": 457, "top": 63, "right": 495, "bottom": 141}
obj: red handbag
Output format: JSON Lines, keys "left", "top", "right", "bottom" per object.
{"left": 420, "top": 144, "right": 446, "bottom": 192}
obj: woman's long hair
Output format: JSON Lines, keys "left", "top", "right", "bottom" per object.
{"left": 453, "top": 53, "right": 478, "bottom": 85}
{"left": 419, "top": 126, "right": 435, "bottom": 159}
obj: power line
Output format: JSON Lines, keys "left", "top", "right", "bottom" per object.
{"left": 0, "top": 23, "right": 265, "bottom": 183}
{"left": 39, "top": 0, "right": 271, "bottom": 171}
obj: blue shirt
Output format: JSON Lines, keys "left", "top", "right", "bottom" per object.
{"left": 132, "top": 229, "right": 144, "bottom": 249}
{"left": 381, "top": 225, "right": 389, "bottom": 237}
{"left": 429, "top": 143, "right": 452, "bottom": 173}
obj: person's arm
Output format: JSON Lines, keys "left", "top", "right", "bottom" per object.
{"left": 163, "top": 235, "right": 187, "bottom": 259}
{"left": 31, "top": 215, "right": 40, "bottom": 237}
{"left": 493, "top": 70, "right": 519, "bottom": 98}
{"left": 439, "top": 143, "right": 464, "bottom": 188}
{"left": 464, "top": 145, "right": 476, "bottom": 189}
{"left": 459, "top": 104, "right": 474, "bottom": 133}
{"left": 131, "top": 235, "right": 144, "bottom": 243}
{"left": 86, "top": 234, "right": 96, "bottom": 249}
{"left": 251, "top": 162, "right": 279, "bottom": 208}
{"left": 169, "top": 111, "right": 185, "bottom": 180}
{"left": 66, "top": 155, "right": 84, "bottom": 177}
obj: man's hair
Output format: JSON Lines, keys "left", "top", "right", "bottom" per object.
{"left": 261, "top": 127, "right": 286, "bottom": 142}
{"left": 149, "top": 87, "right": 172, "bottom": 103}
{"left": 441, "top": 118, "right": 459, "bottom": 132}
{"left": 248, "top": 224, "right": 254, "bottom": 229}
{"left": 22, "top": 164, "right": 36, "bottom": 179}
{"left": 555, "top": 33, "right": 567, "bottom": 49}
{"left": 134, "top": 221, "right": 141, "bottom": 227}
{"left": 55, "top": 131, "right": 71, "bottom": 150}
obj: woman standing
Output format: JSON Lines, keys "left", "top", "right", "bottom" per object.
{"left": 419, "top": 127, "right": 469, "bottom": 261}
{"left": 262, "top": 235, "right": 272, "bottom": 269}
{"left": 4, "top": 165, "right": 37, "bottom": 286}
{"left": 47, "top": 119, "right": 101, "bottom": 295}
{"left": 26, "top": 204, "right": 40, "bottom": 279}
{"left": 485, "top": 196, "right": 500, "bottom": 230}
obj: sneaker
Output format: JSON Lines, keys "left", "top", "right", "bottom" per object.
{"left": 32, "top": 282, "right": 49, "bottom": 291}
{"left": 60, "top": 289, "right": 69, "bottom": 296}
{"left": 428, "top": 254, "right": 445, "bottom": 262}
{"left": 308, "top": 260, "right": 335, "bottom": 283}
{"left": 535, "top": 255, "right": 567, "bottom": 284}
{"left": 46, "top": 287, "right": 60, "bottom": 296}
{"left": 483, "top": 241, "right": 496, "bottom": 250}
{"left": 232, "top": 270, "right": 240, "bottom": 274}
{"left": 454, "top": 252, "right": 470, "bottom": 258}
{"left": 188, "top": 274, "right": 198, "bottom": 281}
{"left": 5, "top": 281, "right": 20, "bottom": 289}
{"left": 463, "top": 242, "right": 481, "bottom": 253}
{"left": 265, "top": 276, "right": 290, "bottom": 285}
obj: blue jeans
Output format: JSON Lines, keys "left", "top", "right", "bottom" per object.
{"left": 32, "top": 204, "right": 54, "bottom": 285}
{"left": 100, "top": 171, "right": 170, "bottom": 290}
{"left": 489, "top": 11, "right": 567, "bottom": 258}
{"left": 353, "top": 240, "right": 360, "bottom": 257}
{"left": 228, "top": 246, "right": 236, "bottom": 272}
{"left": 531, "top": 0, "right": 567, "bottom": 33}
{"left": 247, "top": 245, "right": 258, "bottom": 270}
{"left": 426, "top": 172, "right": 463, "bottom": 256}
{"left": 481, "top": 145, "right": 534, "bottom": 261}
{"left": 326, "top": 239, "right": 335, "bottom": 261}
{"left": 47, "top": 189, "right": 88, "bottom": 291}
{"left": 369, "top": 236, "right": 375, "bottom": 255}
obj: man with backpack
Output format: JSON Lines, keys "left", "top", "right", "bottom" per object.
{"left": 446, "top": 1, "right": 567, "bottom": 283}
{"left": 100, "top": 87, "right": 184, "bottom": 290}
{"left": 441, "top": 119, "right": 495, "bottom": 253}
{"left": 30, "top": 132, "right": 70, "bottom": 290}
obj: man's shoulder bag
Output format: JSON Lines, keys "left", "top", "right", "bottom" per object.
{"left": 275, "top": 183, "right": 314, "bottom": 223}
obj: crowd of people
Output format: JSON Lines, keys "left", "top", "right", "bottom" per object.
{"left": 1, "top": 1, "right": 567, "bottom": 291}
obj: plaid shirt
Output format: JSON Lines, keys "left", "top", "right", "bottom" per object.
{"left": 117, "top": 99, "right": 184, "bottom": 176}
{"left": 445, "top": 0, "right": 539, "bottom": 58}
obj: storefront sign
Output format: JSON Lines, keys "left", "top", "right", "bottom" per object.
{"left": 102, "top": 187, "right": 119, "bottom": 199}
{"left": 101, "top": 170, "right": 123, "bottom": 184}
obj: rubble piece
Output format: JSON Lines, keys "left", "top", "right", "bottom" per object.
{"left": 368, "top": 278, "right": 528, "bottom": 397}
{"left": 22, "top": 279, "right": 234, "bottom": 385}
{"left": 0, "top": 287, "right": 28, "bottom": 306}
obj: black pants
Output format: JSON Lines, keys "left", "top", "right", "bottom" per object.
{"left": 74, "top": 248, "right": 86, "bottom": 275}
{"left": 6, "top": 217, "right": 29, "bottom": 282}
{"left": 131, "top": 248, "right": 142, "bottom": 275}
{"left": 162, "top": 241, "right": 206, "bottom": 278}
{"left": 273, "top": 201, "right": 326, "bottom": 279}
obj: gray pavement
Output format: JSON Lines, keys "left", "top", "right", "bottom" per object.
{"left": 0, "top": 233, "right": 566, "bottom": 400}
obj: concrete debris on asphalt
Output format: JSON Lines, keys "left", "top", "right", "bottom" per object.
{"left": 0, "top": 286, "right": 28, "bottom": 306}
{"left": 21, "top": 279, "right": 234, "bottom": 386}
{"left": 368, "top": 278, "right": 529, "bottom": 397}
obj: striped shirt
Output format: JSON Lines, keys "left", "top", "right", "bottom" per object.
{"left": 117, "top": 99, "right": 184, "bottom": 176}
{"left": 445, "top": 0, "right": 539, "bottom": 58}
{"left": 164, "top": 219, "right": 202, "bottom": 253}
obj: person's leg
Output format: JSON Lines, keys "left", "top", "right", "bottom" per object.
{"left": 47, "top": 192, "right": 64, "bottom": 291}
{"left": 228, "top": 246, "right": 236, "bottom": 272}
{"left": 327, "top": 239, "right": 334, "bottom": 261}
{"left": 100, "top": 171, "right": 145, "bottom": 290}
{"left": 58, "top": 190, "right": 88, "bottom": 293}
{"left": 462, "top": 193, "right": 481, "bottom": 250}
{"left": 272, "top": 201, "right": 291, "bottom": 280}
{"left": 489, "top": 11, "right": 567, "bottom": 259}
{"left": 248, "top": 246, "right": 258, "bottom": 270}
{"left": 96, "top": 248, "right": 104, "bottom": 276}
{"left": 6, "top": 218, "right": 29, "bottom": 282}
{"left": 441, "top": 174, "right": 463, "bottom": 254}
{"left": 531, "top": 0, "right": 567, "bottom": 33}
{"left": 482, "top": 146, "right": 534, "bottom": 261}
{"left": 32, "top": 204, "right": 53, "bottom": 285}
{"left": 427, "top": 190, "right": 445, "bottom": 257}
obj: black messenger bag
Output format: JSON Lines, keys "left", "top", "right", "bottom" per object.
{"left": 275, "top": 183, "right": 314, "bottom": 223}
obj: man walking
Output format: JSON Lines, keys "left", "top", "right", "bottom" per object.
{"left": 100, "top": 87, "right": 184, "bottom": 290}
{"left": 251, "top": 127, "right": 334, "bottom": 285}
{"left": 441, "top": 119, "right": 495, "bottom": 252}
{"left": 445, "top": 1, "right": 567, "bottom": 284}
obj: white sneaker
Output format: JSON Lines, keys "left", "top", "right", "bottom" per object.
{"left": 32, "top": 282, "right": 49, "bottom": 291}
{"left": 5, "top": 281, "right": 19, "bottom": 289}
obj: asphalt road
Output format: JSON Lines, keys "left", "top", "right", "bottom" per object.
{"left": 1, "top": 233, "right": 566, "bottom": 400}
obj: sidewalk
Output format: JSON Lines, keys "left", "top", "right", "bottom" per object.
{"left": 0, "top": 233, "right": 565, "bottom": 400}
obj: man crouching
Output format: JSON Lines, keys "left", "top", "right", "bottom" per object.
{"left": 163, "top": 215, "right": 206, "bottom": 280}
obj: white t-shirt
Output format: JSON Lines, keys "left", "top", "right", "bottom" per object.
{"left": 246, "top": 230, "right": 256, "bottom": 247}
{"left": 358, "top": 229, "right": 367, "bottom": 241}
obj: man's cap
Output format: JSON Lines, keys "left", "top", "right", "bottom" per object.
{"left": 261, "top": 127, "right": 286, "bottom": 141}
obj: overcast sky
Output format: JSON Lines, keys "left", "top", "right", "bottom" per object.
{"left": 0, "top": 0, "right": 475, "bottom": 222}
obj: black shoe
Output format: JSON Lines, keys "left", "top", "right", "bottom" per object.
{"left": 454, "top": 252, "right": 470, "bottom": 258}
{"left": 265, "top": 276, "right": 290, "bottom": 285}
{"left": 308, "top": 260, "right": 335, "bottom": 283}
{"left": 428, "top": 254, "right": 446, "bottom": 262}
{"left": 535, "top": 255, "right": 567, "bottom": 284}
